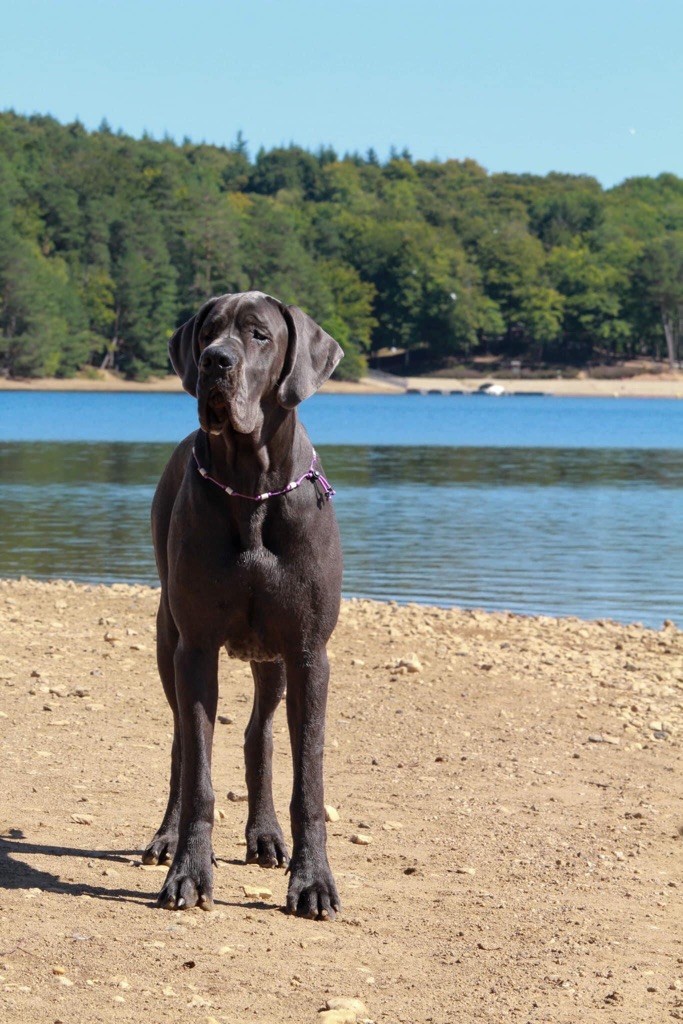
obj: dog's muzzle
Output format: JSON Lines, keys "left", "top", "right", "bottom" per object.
{"left": 198, "top": 346, "right": 240, "bottom": 434}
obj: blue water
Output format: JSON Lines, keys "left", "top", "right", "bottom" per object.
{"left": 0, "top": 391, "right": 681, "bottom": 626}
{"left": 0, "top": 391, "right": 681, "bottom": 448}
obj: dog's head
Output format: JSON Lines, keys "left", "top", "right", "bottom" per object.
{"left": 169, "top": 292, "right": 343, "bottom": 435}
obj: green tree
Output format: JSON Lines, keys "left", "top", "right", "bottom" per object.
{"left": 635, "top": 233, "right": 683, "bottom": 369}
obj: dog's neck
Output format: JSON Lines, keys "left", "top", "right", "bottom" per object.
{"left": 198, "top": 404, "right": 307, "bottom": 498}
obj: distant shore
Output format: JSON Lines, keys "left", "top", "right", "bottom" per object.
{"left": 1, "top": 369, "right": 682, "bottom": 398}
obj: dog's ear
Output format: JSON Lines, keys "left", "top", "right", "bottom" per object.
{"left": 168, "top": 297, "right": 221, "bottom": 396}
{"left": 277, "top": 305, "right": 344, "bottom": 409}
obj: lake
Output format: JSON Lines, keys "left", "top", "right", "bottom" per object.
{"left": 0, "top": 392, "right": 681, "bottom": 627}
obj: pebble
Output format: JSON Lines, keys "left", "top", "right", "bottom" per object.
{"left": 325, "top": 996, "right": 369, "bottom": 1015}
{"left": 217, "top": 715, "right": 233, "bottom": 725}
{"left": 325, "top": 805, "right": 340, "bottom": 822}
{"left": 319, "top": 1011, "right": 358, "bottom": 1024}
{"left": 350, "top": 833, "right": 372, "bottom": 846}
{"left": 70, "top": 813, "right": 93, "bottom": 825}
{"left": 455, "top": 866, "right": 476, "bottom": 875}
{"left": 396, "top": 654, "right": 422, "bottom": 673}
{"left": 242, "top": 884, "right": 273, "bottom": 899}
{"left": 227, "top": 790, "right": 248, "bottom": 802}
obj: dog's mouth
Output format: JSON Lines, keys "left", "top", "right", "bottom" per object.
{"left": 199, "top": 384, "right": 233, "bottom": 435}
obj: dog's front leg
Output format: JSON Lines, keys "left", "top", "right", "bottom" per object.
{"left": 158, "top": 643, "right": 218, "bottom": 911}
{"left": 285, "top": 647, "right": 340, "bottom": 920}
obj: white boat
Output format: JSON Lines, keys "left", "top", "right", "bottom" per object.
{"left": 477, "top": 382, "right": 507, "bottom": 397}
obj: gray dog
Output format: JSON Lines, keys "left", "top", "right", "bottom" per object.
{"left": 142, "top": 291, "right": 344, "bottom": 920}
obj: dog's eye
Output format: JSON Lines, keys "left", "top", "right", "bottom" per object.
{"left": 252, "top": 329, "right": 269, "bottom": 344}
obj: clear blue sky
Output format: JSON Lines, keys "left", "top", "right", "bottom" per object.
{"left": 2, "top": 0, "right": 681, "bottom": 187}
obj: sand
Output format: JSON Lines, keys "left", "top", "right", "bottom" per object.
{"left": 0, "top": 578, "right": 681, "bottom": 1023}
{"left": 1, "top": 370, "right": 682, "bottom": 397}
{"left": 0, "top": 372, "right": 400, "bottom": 396}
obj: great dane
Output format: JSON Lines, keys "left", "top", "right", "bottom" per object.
{"left": 142, "top": 291, "right": 343, "bottom": 920}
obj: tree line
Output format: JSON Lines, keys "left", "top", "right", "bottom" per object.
{"left": 0, "top": 111, "right": 681, "bottom": 381}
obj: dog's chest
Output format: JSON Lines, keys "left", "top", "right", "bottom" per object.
{"left": 217, "top": 547, "right": 293, "bottom": 662}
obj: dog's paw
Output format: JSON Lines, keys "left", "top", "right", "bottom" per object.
{"left": 246, "top": 820, "right": 290, "bottom": 869}
{"left": 142, "top": 828, "right": 178, "bottom": 866}
{"left": 157, "top": 853, "right": 214, "bottom": 911}
{"left": 286, "top": 851, "right": 340, "bottom": 920}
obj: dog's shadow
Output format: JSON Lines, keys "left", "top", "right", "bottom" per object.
{"left": 0, "top": 830, "right": 283, "bottom": 913}
{"left": 0, "top": 828, "right": 153, "bottom": 906}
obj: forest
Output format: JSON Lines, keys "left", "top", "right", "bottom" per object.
{"left": 0, "top": 110, "right": 682, "bottom": 380}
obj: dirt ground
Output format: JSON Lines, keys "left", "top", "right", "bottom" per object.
{"left": 0, "top": 579, "right": 681, "bottom": 1024}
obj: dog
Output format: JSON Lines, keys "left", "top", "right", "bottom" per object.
{"left": 142, "top": 291, "right": 344, "bottom": 920}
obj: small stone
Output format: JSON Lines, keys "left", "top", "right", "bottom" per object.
{"left": 70, "top": 813, "right": 93, "bottom": 825}
{"left": 350, "top": 833, "right": 372, "bottom": 846}
{"left": 325, "top": 996, "right": 369, "bottom": 1015}
{"left": 227, "top": 790, "right": 247, "bottom": 802}
{"left": 188, "top": 994, "right": 212, "bottom": 1007}
{"left": 242, "top": 885, "right": 273, "bottom": 899}
{"left": 396, "top": 654, "right": 422, "bottom": 673}
{"left": 455, "top": 866, "right": 476, "bottom": 875}
{"left": 319, "top": 1012, "right": 357, "bottom": 1024}
{"left": 325, "top": 805, "right": 340, "bottom": 823}
{"left": 52, "top": 966, "right": 66, "bottom": 975}
{"left": 217, "top": 715, "right": 233, "bottom": 725}
{"left": 58, "top": 977, "right": 74, "bottom": 987}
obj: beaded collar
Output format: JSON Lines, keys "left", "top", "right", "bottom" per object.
{"left": 192, "top": 446, "right": 335, "bottom": 504}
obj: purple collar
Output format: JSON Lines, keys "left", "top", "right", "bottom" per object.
{"left": 192, "top": 445, "right": 335, "bottom": 504}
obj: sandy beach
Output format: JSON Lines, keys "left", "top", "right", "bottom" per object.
{"left": 1, "top": 370, "right": 682, "bottom": 398}
{"left": 0, "top": 578, "right": 681, "bottom": 1023}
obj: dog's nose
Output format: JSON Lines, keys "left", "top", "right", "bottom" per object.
{"left": 200, "top": 347, "right": 235, "bottom": 376}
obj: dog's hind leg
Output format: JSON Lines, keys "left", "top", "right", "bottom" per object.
{"left": 142, "top": 594, "right": 181, "bottom": 866}
{"left": 244, "top": 660, "right": 290, "bottom": 868}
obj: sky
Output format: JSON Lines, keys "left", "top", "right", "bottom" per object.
{"left": 2, "top": 0, "right": 681, "bottom": 187}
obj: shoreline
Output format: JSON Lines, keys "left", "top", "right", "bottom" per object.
{"left": 1, "top": 370, "right": 682, "bottom": 398}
